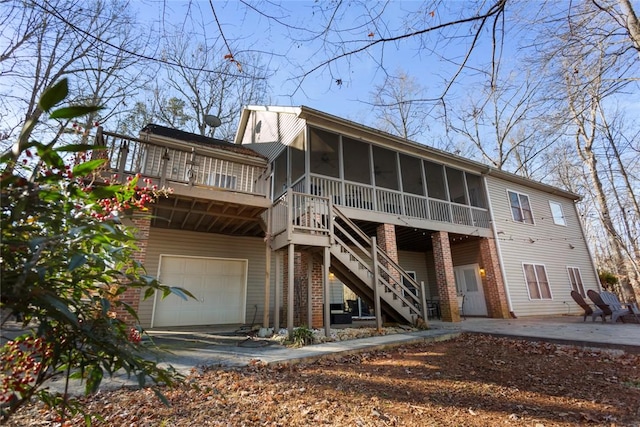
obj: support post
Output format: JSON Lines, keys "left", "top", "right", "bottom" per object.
{"left": 324, "top": 246, "right": 331, "bottom": 339}
{"left": 274, "top": 251, "right": 281, "bottom": 332}
{"left": 371, "top": 236, "right": 382, "bottom": 332}
{"left": 420, "top": 281, "right": 429, "bottom": 326}
{"left": 263, "top": 209, "right": 272, "bottom": 328}
{"left": 307, "top": 254, "right": 313, "bottom": 327}
{"left": 287, "top": 243, "right": 294, "bottom": 336}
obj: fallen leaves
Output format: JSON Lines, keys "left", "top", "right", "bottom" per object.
{"left": 6, "top": 334, "right": 640, "bottom": 426}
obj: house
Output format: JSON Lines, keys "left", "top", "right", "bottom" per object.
{"left": 95, "top": 106, "right": 601, "bottom": 333}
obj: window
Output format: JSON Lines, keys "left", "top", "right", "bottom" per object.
{"left": 567, "top": 267, "right": 585, "bottom": 296}
{"left": 523, "top": 263, "right": 552, "bottom": 299}
{"left": 508, "top": 190, "right": 534, "bottom": 224}
{"left": 402, "top": 271, "right": 418, "bottom": 296}
{"left": 209, "top": 173, "right": 237, "bottom": 190}
{"left": 549, "top": 201, "right": 566, "bottom": 226}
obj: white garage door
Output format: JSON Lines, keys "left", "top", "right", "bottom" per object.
{"left": 152, "top": 255, "right": 247, "bottom": 327}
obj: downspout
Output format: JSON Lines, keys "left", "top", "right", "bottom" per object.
{"left": 482, "top": 171, "right": 515, "bottom": 317}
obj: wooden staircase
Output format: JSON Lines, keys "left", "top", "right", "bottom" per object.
{"left": 269, "top": 190, "right": 428, "bottom": 325}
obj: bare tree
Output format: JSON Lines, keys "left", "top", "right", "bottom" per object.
{"left": 154, "top": 26, "right": 270, "bottom": 141}
{"left": 368, "top": 69, "right": 430, "bottom": 141}
{"left": 0, "top": 0, "right": 152, "bottom": 144}
{"left": 446, "top": 73, "right": 552, "bottom": 178}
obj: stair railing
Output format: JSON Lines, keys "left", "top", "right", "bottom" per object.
{"left": 331, "top": 206, "right": 428, "bottom": 321}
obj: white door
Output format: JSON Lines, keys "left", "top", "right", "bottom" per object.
{"left": 152, "top": 255, "right": 247, "bottom": 327}
{"left": 453, "top": 264, "right": 487, "bottom": 316}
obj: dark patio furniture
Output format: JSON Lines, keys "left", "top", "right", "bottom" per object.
{"left": 571, "top": 290, "right": 604, "bottom": 322}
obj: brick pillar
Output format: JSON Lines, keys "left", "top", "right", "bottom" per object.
{"left": 115, "top": 212, "right": 151, "bottom": 325}
{"left": 310, "top": 255, "right": 324, "bottom": 329}
{"left": 479, "top": 237, "right": 510, "bottom": 319}
{"left": 377, "top": 223, "right": 400, "bottom": 285}
{"left": 282, "top": 251, "right": 314, "bottom": 327}
{"left": 432, "top": 231, "right": 460, "bottom": 322}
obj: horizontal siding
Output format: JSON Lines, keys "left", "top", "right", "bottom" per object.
{"left": 139, "top": 228, "right": 276, "bottom": 328}
{"left": 398, "top": 250, "right": 431, "bottom": 297}
{"left": 240, "top": 110, "right": 306, "bottom": 148}
{"left": 485, "top": 175, "right": 599, "bottom": 317}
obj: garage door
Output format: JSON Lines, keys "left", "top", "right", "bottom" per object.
{"left": 152, "top": 255, "right": 247, "bottom": 327}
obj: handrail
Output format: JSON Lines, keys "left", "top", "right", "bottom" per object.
{"left": 331, "top": 205, "right": 426, "bottom": 320}
{"left": 94, "top": 128, "right": 269, "bottom": 196}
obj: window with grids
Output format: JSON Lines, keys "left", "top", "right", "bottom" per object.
{"left": 567, "top": 267, "right": 585, "bottom": 296}
{"left": 508, "top": 190, "right": 534, "bottom": 224}
{"left": 523, "top": 263, "right": 552, "bottom": 299}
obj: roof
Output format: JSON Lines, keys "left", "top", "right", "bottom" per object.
{"left": 236, "top": 105, "right": 581, "bottom": 201}
{"left": 141, "top": 123, "right": 266, "bottom": 160}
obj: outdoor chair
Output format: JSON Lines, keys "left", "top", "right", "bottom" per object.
{"left": 587, "top": 290, "right": 630, "bottom": 323}
{"left": 570, "top": 290, "right": 604, "bottom": 322}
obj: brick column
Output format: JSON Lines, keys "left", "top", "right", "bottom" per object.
{"left": 479, "top": 237, "right": 510, "bottom": 318}
{"left": 432, "top": 231, "right": 459, "bottom": 322}
{"left": 376, "top": 223, "right": 400, "bottom": 285}
{"left": 309, "top": 255, "right": 324, "bottom": 329}
{"left": 115, "top": 212, "right": 151, "bottom": 325}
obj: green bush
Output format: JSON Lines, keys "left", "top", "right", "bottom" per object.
{"left": 0, "top": 79, "right": 190, "bottom": 424}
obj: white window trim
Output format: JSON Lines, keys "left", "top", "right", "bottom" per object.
{"left": 567, "top": 266, "right": 585, "bottom": 297}
{"left": 522, "top": 262, "right": 553, "bottom": 300}
{"left": 507, "top": 189, "right": 535, "bottom": 225}
{"left": 549, "top": 201, "right": 566, "bottom": 226}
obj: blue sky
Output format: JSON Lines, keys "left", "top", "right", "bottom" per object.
{"left": 135, "top": 0, "right": 505, "bottom": 124}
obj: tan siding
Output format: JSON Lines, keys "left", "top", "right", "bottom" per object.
{"left": 139, "top": 228, "right": 276, "bottom": 328}
{"left": 485, "top": 175, "right": 599, "bottom": 317}
{"left": 398, "top": 250, "right": 431, "bottom": 297}
{"left": 451, "top": 241, "right": 480, "bottom": 266}
{"left": 240, "top": 111, "right": 305, "bottom": 149}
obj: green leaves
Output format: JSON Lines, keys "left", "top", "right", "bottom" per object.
{"left": 38, "top": 79, "right": 69, "bottom": 112}
{"left": 50, "top": 106, "right": 102, "bottom": 119}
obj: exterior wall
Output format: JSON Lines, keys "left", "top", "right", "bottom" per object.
{"left": 240, "top": 110, "right": 306, "bottom": 150}
{"left": 397, "top": 250, "right": 430, "bottom": 296}
{"left": 138, "top": 228, "right": 275, "bottom": 328}
{"left": 485, "top": 174, "right": 599, "bottom": 317}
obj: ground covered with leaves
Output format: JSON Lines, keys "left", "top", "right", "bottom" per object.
{"left": 7, "top": 334, "right": 640, "bottom": 426}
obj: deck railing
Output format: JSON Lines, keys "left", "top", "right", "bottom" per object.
{"left": 94, "top": 128, "right": 269, "bottom": 196}
{"left": 308, "top": 174, "right": 491, "bottom": 229}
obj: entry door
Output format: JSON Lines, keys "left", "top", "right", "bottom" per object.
{"left": 453, "top": 264, "right": 487, "bottom": 316}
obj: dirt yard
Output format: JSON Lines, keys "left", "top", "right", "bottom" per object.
{"left": 7, "top": 334, "right": 640, "bottom": 426}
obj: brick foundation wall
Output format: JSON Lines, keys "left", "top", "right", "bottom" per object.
{"left": 432, "top": 231, "right": 460, "bottom": 322}
{"left": 114, "top": 212, "right": 151, "bottom": 325}
{"left": 479, "top": 237, "right": 510, "bottom": 318}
